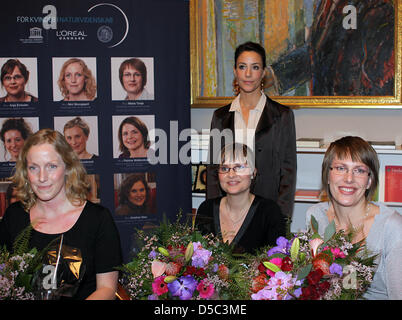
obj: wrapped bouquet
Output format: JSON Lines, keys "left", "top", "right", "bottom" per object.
{"left": 243, "top": 217, "right": 377, "bottom": 300}
{"left": 119, "top": 213, "right": 238, "bottom": 300}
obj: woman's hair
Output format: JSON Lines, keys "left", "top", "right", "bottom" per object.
{"left": 118, "top": 116, "right": 150, "bottom": 153}
{"left": 57, "top": 58, "right": 97, "bottom": 100}
{"left": 321, "top": 136, "right": 379, "bottom": 202}
{"left": 0, "top": 118, "right": 33, "bottom": 157}
{"left": 118, "top": 173, "right": 149, "bottom": 206}
{"left": 63, "top": 116, "right": 90, "bottom": 137}
{"left": 234, "top": 41, "right": 267, "bottom": 69}
{"left": 118, "top": 58, "right": 147, "bottom": 91}
{"left": 1, "top": 59, "right": 30, "bottom": 86}
{"left": 219, "top": 142, "right": 256, "bottom": 173}
{"left": 0, "top": 118, "right": 33, "bottom": 142}
{"left": 12, "top": 128, "right": 90, "bottom": 210}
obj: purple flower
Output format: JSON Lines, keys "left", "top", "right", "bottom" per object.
{"left": 0, "top": 263, "right": 5, "bottom": 271}
{"left": 148, "top": 250, "right": 158, "bottom": 259}
{"left": 168, "top": 275, "right": 198, "bottom": 300}
{"left": 147, "top": 293, "right": 158, "bottom": 300}
{"left": 267, "top": 236, "right": 291, "bottom": 256}
{"left": 329, "top": 263, "right": 343, "bottom": 277}
{"left": 191, "top": 242, "right": 212, "bottom": 268}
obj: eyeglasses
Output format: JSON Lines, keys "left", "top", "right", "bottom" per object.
{"left": 3, "top": 75, "right": 24, "bottom": 82}
{"left": 330, "top": 166, "right": 370, "bottom": 177}
{"left": 218, "top": 164, "right": 249, "bottom": 174}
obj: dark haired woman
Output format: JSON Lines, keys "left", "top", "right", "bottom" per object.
{"left": 206, "top": 41, "right": 296, "bottom": 219}
{"left": 117, "top": 116, "right": 150, "bottom": 158}
{"left": 115, "top": 173, "right": 155, "bottom": 216}
{"left": 0, "top": 59, "right": 37, "bottom": 102}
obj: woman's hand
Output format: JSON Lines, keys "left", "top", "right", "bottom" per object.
{"left": 86, "top": 271, "right": 119, "bottom": 300}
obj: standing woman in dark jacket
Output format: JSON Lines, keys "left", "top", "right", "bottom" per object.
{"left": 207, "top": 41, "right": 297, "bottom": 218}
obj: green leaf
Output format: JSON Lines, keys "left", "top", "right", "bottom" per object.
{"left": 263, "top": 261, "right": 281, "bottom": 273}
{"left": 297, "top": 264, "right": 312, "bottom": 280}
{"left": 324, "top": 220, "right": 336, "bottom": 243}
{"left": 290, "top": 237, "right": 300, "bottom": 261}
{"left": 310, "top": 215, "right": 319, "bottom": 234}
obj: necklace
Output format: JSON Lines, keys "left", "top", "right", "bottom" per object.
{"left": 350, "top": 203, "right": 371, "bottom": 231}
{"left": 330, "top": 202, "right": 372, "bottom": 232}
{"left": 224, "top": 197, "right": 252, "bottom": 225}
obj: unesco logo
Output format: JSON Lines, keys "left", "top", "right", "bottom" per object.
{"left": 97, "top": 25, "right": 113, "bottom": 43}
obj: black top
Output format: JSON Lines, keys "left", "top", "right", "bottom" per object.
{"left": 196, "top": 195, "right": 287, "bottom": 254}
{"left": 0, "top": 201, "right": 122, "bottom": 300}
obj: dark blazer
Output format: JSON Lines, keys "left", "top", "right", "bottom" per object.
{"left": 206, "top": 95, "right": 297, "bottom": 218}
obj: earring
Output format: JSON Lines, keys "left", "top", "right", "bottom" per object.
{"left": 232, "top": 79, "right": 240, "bottom": 96}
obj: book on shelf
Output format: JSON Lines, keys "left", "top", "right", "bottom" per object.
{"left": 384, "top": 165, "right": 402, "bottom": 203}
{"left": 296, "top": 138, "right": 324, "bottom": 148}
{"left": 368, "top": 140, "right": 396, "bottom": 150}
{"left": 295, "top": 189, "right": 322, "bottom": 200}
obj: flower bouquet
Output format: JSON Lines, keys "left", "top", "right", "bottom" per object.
{"left": 0, "top": 226, "right": 45, "bottom": 300}
{"left": 243, "top": 216, "right": 377, "bottom": 300}
{"left": 119, "top": 213, "right": 238, "bottom": 300}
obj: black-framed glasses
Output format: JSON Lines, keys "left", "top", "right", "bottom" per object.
{"left": 218, "top": 164, "right": 249, "bottom": 174}
{"left": 3, "top": 74, "right": 24, "bottom": 82}
{"left": 330, "top": 166, "right": 370, "bottom": 177}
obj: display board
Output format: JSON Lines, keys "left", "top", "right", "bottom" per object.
{"left": 0, "top": 0, "right": 192, "bottom": 262}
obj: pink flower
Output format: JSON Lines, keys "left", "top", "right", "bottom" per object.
{"left": 152, "top": 276, "right": 168, "bottom": 296}
{"left": 197, "top": 280, "right": 215, "bottom": 299}
{"left": 330, "top": 247, "right": 346, "bottom": 259}
{"left": 151, "top": 260, "right": 167, "bottom": 278}
{"left": 266, "top": 257, "right": 282, "bottom": 277}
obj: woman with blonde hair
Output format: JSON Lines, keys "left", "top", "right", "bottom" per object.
{"left": 0, "top": 129, "right": 122, "bottom": 299}
{"left": 57, "top": 58, "right": 97, "bottom": 101}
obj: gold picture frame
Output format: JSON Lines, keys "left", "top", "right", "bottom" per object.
{"left": 190, "top": 0, "right": 402, "bottom": 109}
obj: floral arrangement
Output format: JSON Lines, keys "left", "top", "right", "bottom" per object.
{"left": 119, "top": 213, "right": 238, "bottom": 300}
{"left": 243, "top": 217, "right": 377, "bottom": 300}
{"left": 0, "top": 226, "right": 45, "bottom": 300}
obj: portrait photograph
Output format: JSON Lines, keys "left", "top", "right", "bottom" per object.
{"left": 112, "top": 114, "right": 155, "bottom": 159}
{"left": 113, "top": 172, "right": 157, "bottom": 217}
{"left": 52, "top": 57, "right": 97, "bottom": 102}
{"left": 111, "top": 57, "right": 155, "bottom": 101}
{"left": 0, "top": 117, "right": 39, "bottom": 162}
{"left": 53, "top": 115, "right": 99, "bottom": 160}
{"left": 0, "top": 57, "right": 38, "bottom": 103}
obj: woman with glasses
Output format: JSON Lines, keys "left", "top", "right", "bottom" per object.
{"left": 305, "top": 136, "right": 402, "bottom": 299}
{"left": 118, "top": 58, "right": 152, "bottom": 100}
{"left": 196, "top": 143, "right": 286, "bottom": 254}
{"left": 0, "top": 59, "right": 38, "bottom": 103}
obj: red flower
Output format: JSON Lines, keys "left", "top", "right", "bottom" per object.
{"left": 307, "top": 269, "right": 323, "bottom": 285}
{"left": 165, "top": 262, "right": 182, "bottom": 276}
{"left": 281, "top": 257, "right": 293, "bottom": 271}
{"left": 251, "top": 274, "right": 268, "bottom": 293}
{"left": 317, "top": 281, "right": 330, "bottom": 295}
{"left": 300, "top": 285, "right": 320, "bottom": 300}
{"left": 217, "top": 264, "right": 229, "bottom": 280}
{"left": 312, "top": 252, "right": 332, "bottom": 275}
{"left": 183, "top": 266, "right": 206, "bottom": 279}
{"left": 257, "top": 262, "right": 266, "bottom": 273}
